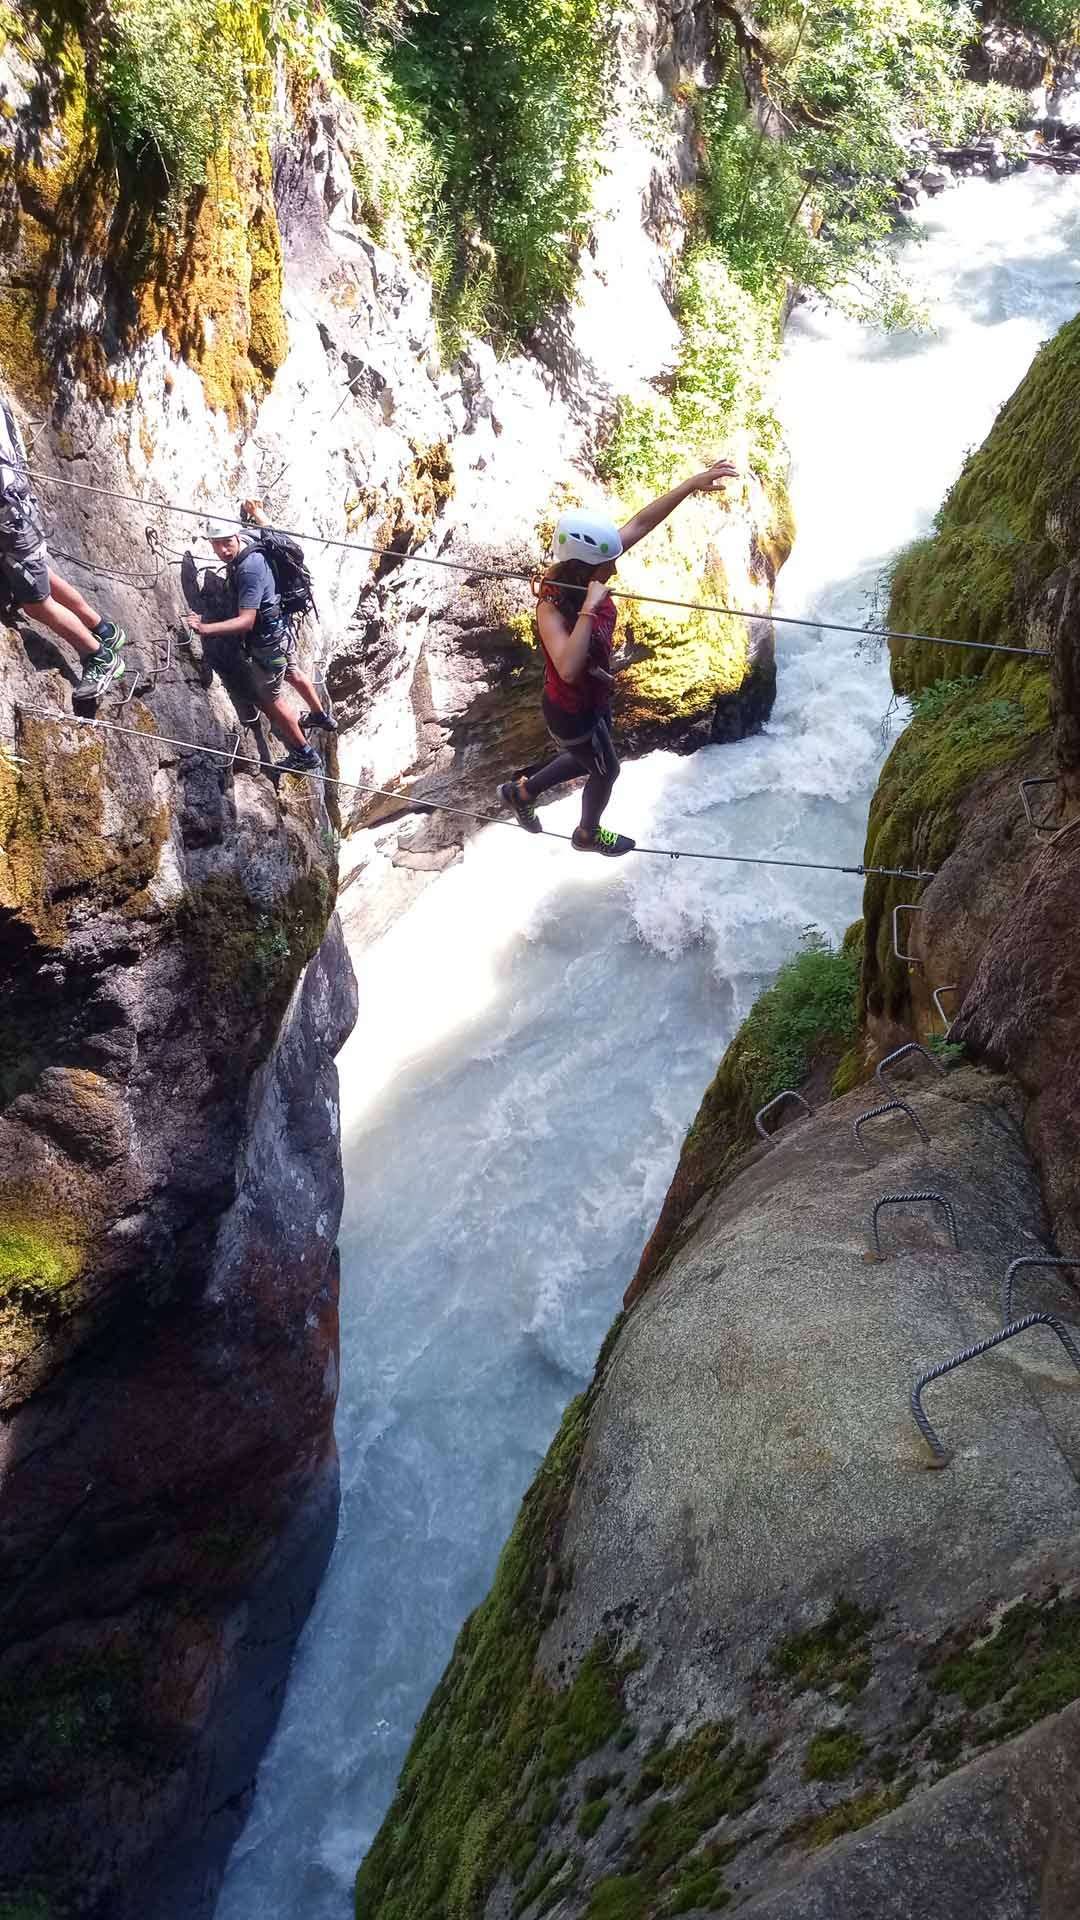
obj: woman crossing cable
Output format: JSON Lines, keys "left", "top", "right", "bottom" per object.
{"left": 500, "top": 460, "right": 738, "bottom": 855}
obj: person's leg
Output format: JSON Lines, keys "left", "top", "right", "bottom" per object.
{"left": 523, "top": 748, "right": 589, "bottom": 800}
{"left": 248, "top": 657, "right": 318, "bottom": 771}
{"left": 21, "top": 593, "right": 99, "bottom": 657}
{"left": 579, "top": 759, "right": 617, "bottom": 833}
{"left": 47, "top": 570, "right": 102, "bottom": 634}
{"left": 285, "top": 664, "right": 333, "bottom": 722}
{"left": 256, "top": 689, "right": 311, "bottom": 753}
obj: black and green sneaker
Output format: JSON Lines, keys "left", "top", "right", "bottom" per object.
{"left": 76, "top": 628, "right": 127, "bottom": 699}
{"left": 571, "top": 825, "right": 635, "bottom": 857}
{"left": 278, "top": 745, "right": 320, "bottom": 776}
{"left": 500, "top": 775, "right": 542, "bottom": 834}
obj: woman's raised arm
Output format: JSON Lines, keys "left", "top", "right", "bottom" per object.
{"left": 618, "top": 458, "right": 739, "bottom": 553}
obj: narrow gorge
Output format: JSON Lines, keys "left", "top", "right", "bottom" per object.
{"left": 1, "top": 2, "right": 1079, "bottom": 1919}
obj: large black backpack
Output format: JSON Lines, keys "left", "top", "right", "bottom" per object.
{"left": 253, "top": 528, "right": 317, "bottom": 625}
{"left": 180, "top": 551, "right": 232, "bottom": 622}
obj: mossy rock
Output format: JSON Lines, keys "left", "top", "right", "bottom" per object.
{"left": 0, "top": 6, "right": 287, "bottom": 420}
{"left": 859, "top": 660, "right": 1050, "bottom": 1027}
{"left": 175, "top": 864, "right": 332, "bottom": 1068}
{"left": 0, "top": 1212, "right": 85, "bottom": 1300}
{"left": 628, "top": 934, "right": 860, "bottom": 1304}
{"left": 0, "top": 715, "right": 168, "bottom": 945}
{"left": 887, "top": 310, "right": 1080, "bottom": 687}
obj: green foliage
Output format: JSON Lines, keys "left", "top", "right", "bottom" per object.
{"left": 373, "top": 0, "right": 616, "bottom": 346}
{"left": 934, "top": 1593, "right": 1080, "bottom": 1741}
{"left": 697, "top": 0, "right": 983, "bottom": 325}
{"left": 737, "top": 930, "right": 861, "bottom": 1111}
{"left": 794, "top": 1784, "right": 908, "bottom": 1849}
{"left": 926, "top": 1036, "right": 966, "bottom": 1065}
{"left": 948, "top": 79, "right": 1027, "bottom": 142}
{"left": 598, "top": 254, "right": 785, "bottom": 497}
{"left": 889, "top": 311, "right": 1080, "bottom": 676}
{"left": 96, "top": 0, "right": 246, "bottom": 198}
{"left": 802, "top": 1727, "right": 866, "bottom": 1781}
{"left": 774, "top": 1599, "right": 877, "bottom": 1700}
{"left": 996, "top": 0, "right": 1080, "bottom": 43}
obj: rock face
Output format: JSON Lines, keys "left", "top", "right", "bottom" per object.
{"left": 357, "top": 1068, "right": 1080, "bottom": 1919}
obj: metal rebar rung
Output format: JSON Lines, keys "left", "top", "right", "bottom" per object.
{"left": 876, "top": 1041, "right": 947, "bottom": 1101}
{"left": 911, "top": 1312, "right": 1080, "bottom": 1467}
{"left": 1001, "top": 1255, "right": 1080, "bottom": 1324}
{"left": 755, "top": 1089, "right": 813, "bottom": 1147}
{"left": 853, "top": 1099, "right": 930, "bottom": 1162}
{"left": 1019, "top": 775, "right": 1060, "bottom": 836}
{"left": 871, "top": 1191, "right": 960, "bottom": 1258}
{"left": 893, "top": 903, "right": 923, "bottom": 969}
{"left": 932, "top": 985, "right": 960, "bottom": 1034}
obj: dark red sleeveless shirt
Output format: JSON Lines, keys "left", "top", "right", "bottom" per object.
{"left": 538, "top": 591, "right": 617, "bottom": 715}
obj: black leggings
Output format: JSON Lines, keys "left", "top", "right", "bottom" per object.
{"left": 523, "top": 705, "right": 620, "bottom": 833}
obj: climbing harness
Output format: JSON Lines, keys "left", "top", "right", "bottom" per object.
{"left": 20, "top": 465, "right": 1055, "bottom": 660}
{"left": 14, "top": 703, "right": 936, "bottom": 882}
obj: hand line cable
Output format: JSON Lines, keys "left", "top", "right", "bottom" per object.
{"left": 18, "top": 703, "right": 935, "bottom": 882}
{"left": 24, "top": 466, "right": 1051, "bottom": 660}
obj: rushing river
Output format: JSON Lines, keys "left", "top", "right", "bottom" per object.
{"left": 217, "top": 169, "right": 1080, "bottom": 1917}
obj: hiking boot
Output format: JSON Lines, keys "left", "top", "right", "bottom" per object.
{"left": 76, "top": 629, "right": 127, "bottom": 699}
{"left": 572, "top": 824, "right": 635, "bottom": 857}
{"left": 300, "top": 709, "right": 338, "bottom": 735}
{"left": 500, "top": 774, "right": 542, "bottom": 834}
{"left": 278, "top": 745, "right": 320, "bottom": 776}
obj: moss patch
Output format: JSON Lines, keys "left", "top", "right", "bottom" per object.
{"left": 802, "top": 1728, "right": 865, "bottom": 1782}
{"left": 0, "top": 1213, "right": 84, "bottom": 1299}
{"left": 888, "top": 310, "right": 1080, "bottom": 682}
{"left": 860, "top": 661, "right": 1050, "bottom": 1027}
{"left": 628, "top": 932, "right": 859, "bottom": 1305}
{"left": 175, "top": 865, "right": 332, "bottom": 1068}
{"left": 792, "top": 1784, "right": 908, "bottom": 1851}
{"left": 0, "top": 717, "right": 168, "bottom": 944}
{"left": 617, "top": 563, "right": 749, "bottom": 733}
{"left": 0, "top": 7, "right": 286, "bottom": 421}
{"left": 774, "top": 1599, "right": 877, "bottom": 1700}
{"left": 933, "top": 1591, "right": 1080, "bottom": 1743}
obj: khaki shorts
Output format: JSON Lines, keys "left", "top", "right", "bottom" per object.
{"left": 247, "top": 626, "right": 296, "bottom": 695}
{"left": 0, "top": 534, "right": 50, "bottom": 607}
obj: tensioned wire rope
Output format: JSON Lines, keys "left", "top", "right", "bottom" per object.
{"left": 24, "top": 465, "right": 1051, "bottom": 660}
{"left": 16, "top": 704, "right": 935, "bottom": 881}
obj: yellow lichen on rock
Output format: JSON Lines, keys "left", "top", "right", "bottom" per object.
{"left": 0, "top": 4, "right": 288, "bottom": 419}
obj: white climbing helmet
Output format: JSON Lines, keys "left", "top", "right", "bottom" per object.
{"left": 552, "top": 508, "right": 623, "bottom": 566}
{"left": 205, "top": 513, "right": 239, "bottom": 541}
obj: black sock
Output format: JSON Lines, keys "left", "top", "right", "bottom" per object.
{"left": 91, "top": 618, "right": 115, "bottom": 642}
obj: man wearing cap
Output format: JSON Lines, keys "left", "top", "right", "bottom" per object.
{"left": 184, "top": 510, "right": 328, "bottom": 776}
{"left": 499, "top": 459, "right": 738, "bottom": 854}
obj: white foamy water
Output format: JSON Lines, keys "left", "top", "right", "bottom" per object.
{"left": 217, "top": 170, "right": 1080, "bottom": 1918}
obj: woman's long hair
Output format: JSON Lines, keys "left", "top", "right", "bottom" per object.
{"left": 540, "top": 558, "right": 597, "bottom": 628}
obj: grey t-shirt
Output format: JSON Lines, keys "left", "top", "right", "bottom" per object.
{"left": 230, "top": 545, "right": 282, "bottom": 641}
